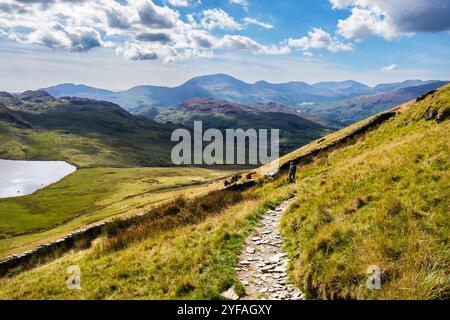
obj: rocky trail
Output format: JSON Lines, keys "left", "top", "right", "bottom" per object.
{"left": 231, "top": 197, "right": 305, "bottom": 300}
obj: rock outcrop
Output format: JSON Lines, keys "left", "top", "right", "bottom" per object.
{"left": 0, "top": 104, "right": 33, "bottom": 129}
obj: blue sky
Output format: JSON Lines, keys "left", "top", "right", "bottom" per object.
{"left": 0, "top": 0, "right": 449, "bottom": 91}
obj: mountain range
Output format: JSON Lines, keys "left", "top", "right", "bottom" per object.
{"left": 3, "top": 75, "right": 446, "bottom": 167}
{"left": 298, "top": 81, "right": 450, "bottom": 125}
{"left": 43, "top": 74, "right": 446, "bottom": 113}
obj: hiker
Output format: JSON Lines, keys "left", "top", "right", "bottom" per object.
{"left": 288, "top": 161, "right": 297, "bottom": 183}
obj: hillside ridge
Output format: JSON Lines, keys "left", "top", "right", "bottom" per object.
{"left": 0, "top": 92, "right": 178, "bottom": 167}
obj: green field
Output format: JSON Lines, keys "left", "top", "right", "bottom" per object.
{"left": 0, "top": 167, "right": 231, "bottom": 259}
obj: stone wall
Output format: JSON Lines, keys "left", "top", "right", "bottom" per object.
{"left": 0, "top": 222, "right": 107, "bottom": 277}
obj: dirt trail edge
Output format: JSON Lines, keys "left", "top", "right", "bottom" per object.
{"left": 236, "top": 197, "right": 305, "bottom": 300}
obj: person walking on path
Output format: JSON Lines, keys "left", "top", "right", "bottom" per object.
{"left": 288, "top": 161, "right": 297, "bottom": 184}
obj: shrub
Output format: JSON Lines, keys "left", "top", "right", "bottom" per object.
{"left": 384, "top": 197, "right": 403, "bottom": 216}
{"left": 97, "top": 189, "right": 249, "bottom": 254}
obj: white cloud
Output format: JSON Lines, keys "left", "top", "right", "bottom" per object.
{"left": 331, "top": 0, "right": 450, "bottom": 40}
{"left": 218, "top": 35, "right": 290, "bottom": 55}
{"left": 198, "top": 8, "right": 243, "bottom": 31}
{"left": 336, "top": 7, "right": 404, "bottom": 40}
{"left": 116, "top": 42, "right": 160, "bottom": 61}
{"left": 243, "top": 17, "right": 274, "bottom": 30}
{"left": 0, "top": 0, "right": 290, "bottom": 62}
{"left": 166, "top": 0, "right": 203, "bottom": 8}
{"left": 28, "top": 24, "right": 104, "bottom": 52}
{"left": 382, "top": 64, "right": 399, "bottom": 71}
{"left": 287, "top": 28, "right": 353, "bottom": 53}
{"left": 167, "top": 0, "right": 190, "bottom": 7}
{"left": 230, "top": 0, "right": 249, "bottom": 11}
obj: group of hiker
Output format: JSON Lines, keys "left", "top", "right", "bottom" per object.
{"left": 223, "top": 172, "right": 257, "bottom": 187}
{"left": 224, "top": 175, "right": 241, "bottom": 187}
{"left": 223, "top": 161, "right": 297, "bottom": 188}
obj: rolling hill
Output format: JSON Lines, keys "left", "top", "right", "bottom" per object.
{"left": 0, "top": 90, "right": 178, "bottom": 167}
{"left": 1, "top": 84, "right": 447, "bottom": 300}
{"left": 312, "top": 80, "right": 372, "bottom": 97}
{"left": 147, "top": 98, "right": 336, "bottom": 155}
{"left": 298, "top": 81, "right": 450, "bottom": 125}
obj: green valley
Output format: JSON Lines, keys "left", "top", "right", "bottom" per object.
{"left": 147, "top": 98, "right": 336, "bottom": 155}
{"left": 0, "top": 167, "right": 231, "bottom": 259}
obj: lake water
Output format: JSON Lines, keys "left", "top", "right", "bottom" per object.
{"left": 0, "top": 159, "right": 76, "bottom": 198}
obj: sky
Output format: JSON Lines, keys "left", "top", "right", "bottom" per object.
{"left": 0, "top": 0, "right": 449, "bottom": 92}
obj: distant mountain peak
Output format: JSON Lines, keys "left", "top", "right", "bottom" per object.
{"left": 0, "top": 91, "right": 15, "bottom": 99}
{"left": 313, "top": 80, "right": 370, "bottom": 89}
{"left": 183, "top": 73, "right": 247, "bottom": 86}
{"left": 19, "top": 90, "right": 54, "bottom": 101}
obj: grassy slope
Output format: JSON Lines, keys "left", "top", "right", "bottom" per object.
{"left": 0, "top": 86, "right": 448, "bottom": 300}
{"left": 0, "top": 167, "right": 230, "bottom": 259}
{"left": 0, "top": 95, "right": 177, "bottom": 168}
{"left": 0, "top": 183, "right": 296, "bottom": 299}
{"left": 281, "top": 86, "right": 449, "bottom": 299}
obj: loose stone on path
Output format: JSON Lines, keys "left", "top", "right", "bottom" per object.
{"left": 236, "top": 197, "right": 304, "bottom": 300}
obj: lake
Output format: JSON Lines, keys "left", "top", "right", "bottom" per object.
{"left": 0, "top": 159, "right": 76, "bottom": 198}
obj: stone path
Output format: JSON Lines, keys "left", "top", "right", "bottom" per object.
{"left": 235, "top": 197, "right": 305, "bottom": 300}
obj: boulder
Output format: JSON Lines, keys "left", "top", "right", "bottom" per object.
{"left": 424, "top": 107, "right": 437, "bottom": 121}
{"left": 436, "top": 109, "right": 449, "bottom": 122}
{"left": 246, "top": 247, "right": 255, "bottom": 254}
{"left": 221, "top": 287, "right": 239, "bottom": 300}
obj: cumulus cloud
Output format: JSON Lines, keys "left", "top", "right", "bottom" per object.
{"left": 187, "top": 30, "right": 218, "bottom": 49}
{"left": 382, "top": 64, "right": 399, "bottom": 71}
{"left": 135, "top": 0, "right": 179, "bottom": 29}
{"left": 116, "top": 42, "right": 159, "bottom": 61}
{"left": 287, "top": 28, "right": 353, "bottom": 53}
{"left": 218, "top": 35, "right": 290, "bottom": 55}
{"left": 166, "top": 0, "right": 190, "bottom": 7}
{"left": 135, "top": 32, "right": 172, "bottom": 44}
{"left": 330, "top": 0, "right": 450, "bottom": 40}
{"left": 198, "top": 8, "right": 243, "bottom": 31}
{"left": 0, "top": 0, "right": 291, "bottom": 62}
{"left": 28, "top": 24, "right": 104, "bottom": 52}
